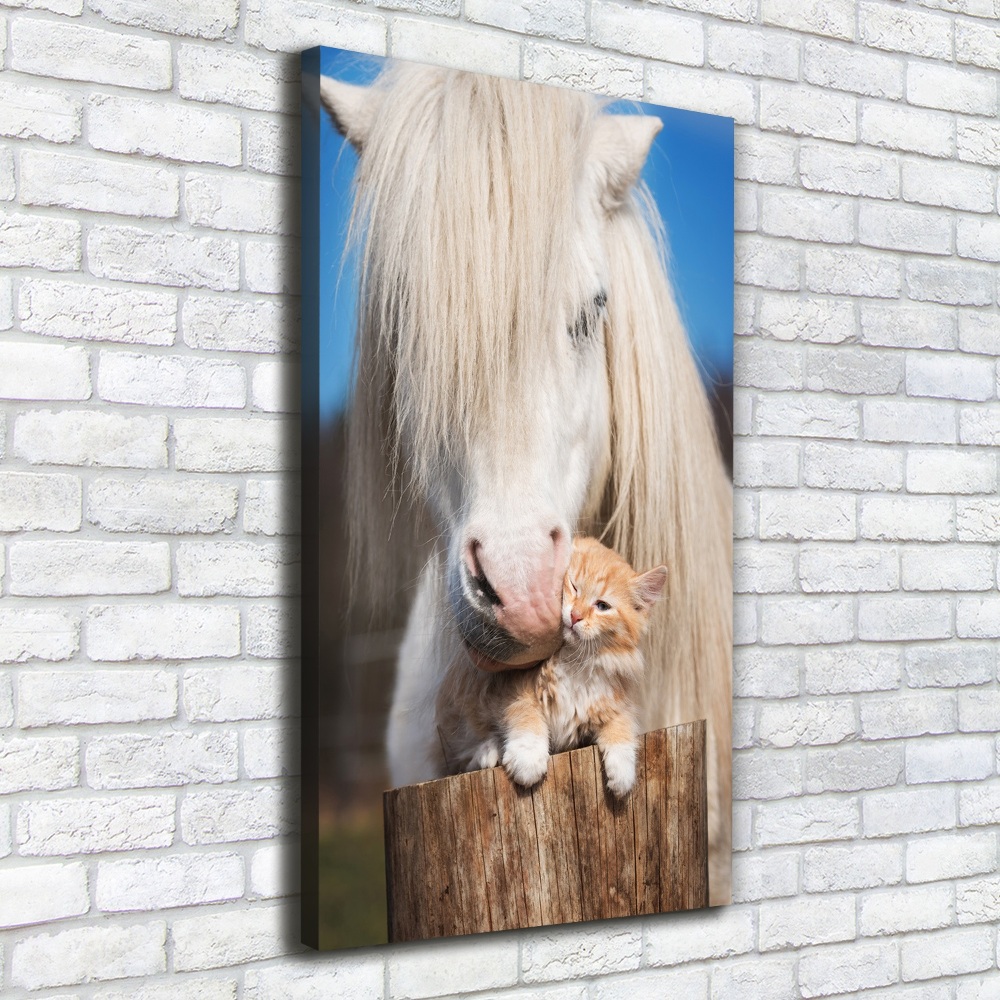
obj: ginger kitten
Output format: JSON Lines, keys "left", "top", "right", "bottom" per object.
{"left": 436, "top": 536, "right": 667, "bottom": 796}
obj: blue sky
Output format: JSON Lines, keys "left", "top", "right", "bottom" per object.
{"left": 306, "top": 47, "right": 734, "bottom": 423}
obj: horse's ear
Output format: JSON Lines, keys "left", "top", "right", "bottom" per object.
{"left": 319, "top": 76, "right": 378, "bottom": 152}
{"left": 589, "top": 114, "right": 663, "bottom": 213}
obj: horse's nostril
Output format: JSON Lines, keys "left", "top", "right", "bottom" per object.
{"left": 467, "top": 540, "right": 503, "bottom": 607}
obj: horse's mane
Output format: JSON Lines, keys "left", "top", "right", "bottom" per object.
{"left": 344, "top": 64, "right": 732, "bottom": 896}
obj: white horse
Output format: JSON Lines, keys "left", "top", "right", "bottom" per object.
{"left": 321, "top": 64, "right": 733, "bottom": 905}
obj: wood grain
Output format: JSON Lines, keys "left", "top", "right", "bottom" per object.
{"left": 384, "top": 721, "right": 709, "bottom": 942}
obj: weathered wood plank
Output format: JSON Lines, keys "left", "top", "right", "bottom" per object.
{"left": 384, "top": 722, "right": 708, "bottom": 942}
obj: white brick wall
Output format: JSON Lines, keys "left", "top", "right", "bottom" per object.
{"left": 0, "top": 1, "right": 997, "bottom": 998}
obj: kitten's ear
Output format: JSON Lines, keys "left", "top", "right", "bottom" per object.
{"left": 634, "top": 566, "right": 667, "bottom": 609}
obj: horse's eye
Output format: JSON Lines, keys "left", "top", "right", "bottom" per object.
{"left": 569, "top": 291, "right": 608, "bottom": 342}
{"left": 595, "top": 600, "right": 611, "bottom": 612}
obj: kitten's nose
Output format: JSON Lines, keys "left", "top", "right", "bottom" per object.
{"left": 570, "top": 609, "right": 582, "bottom": 627}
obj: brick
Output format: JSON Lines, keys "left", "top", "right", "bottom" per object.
{"left": 181, "top": 785, "right": 295, "bottom": 844}
{"left": 0, "top": 211, "right": 80, "bottom": 270}
{"left": 908, "top": 63, "right": 997, "bottom": 117}
{"left": 710, "top": 957, "right": 794, "bottom": 1000}
{"left": 863, "top": 785, "right": 956, "bottom": 837}
{"left": 805, "top": 246, "right": 901, "bottom": 298}
{"left": 245, "top": 726, "right": 297, "bottom": 780}
{"left": 731, "top": 851, "right": 799, "bottom": 903}
{"left": 859, "top": 883, "right": 952, "bottom": 936}
{"left": 177, "top": 541, "right": 297, "bottom": 597}
{"left": 178, "top": 45, "right": 294, "bottom": 114}
{"left": 902, "top": 927, "right": 994, "bottom": 981}
{"left": 11, "top": 921, "right": 166, "bottom": 990}
{"left": 17, "top": 793, "right": 174, "bottom": 855}
{"left": 762, "top": 0, "right": 853, "bottom": 38}
{"left": 761, "top": 190, "right": 854, "bottom": 245}
{"left": 0, "top": 609, "right": 79, "bottom": 664}
{"left": 736, "top": 236, "right": 799, "bottom": 291}
{"left": 89, "top": 93, "right": 241, "bottom": 166}
{"left": 860, "top": 300, "right": 957, "bottom": 351}
{"left": 0, "top": 78, "right": 81, "bottom": 142}
{"left": 961, "top": 780, "right": 1000, "bottom": 827}
{"left": 464, "top": 0, "right": 586, "bottom": 41}
{"left": 804, "top": 646, "right": 902, "bottom": 695}
{"left": 908, "top": 643, "right": 994, "bottom": 688}
{"left": 89, "top": 0, "right": 239, "bottom": 39}
{"left": 247, "top": 117, "right": 300, "bottom": 176}
{"left": 244, "top": 478, "right": 298, "bottom": 535}
{"left": 956, "top": 977, "right": 1000, "bottom": 1000}
{"left": 907, "top": 449, "right": 997, "bottom": 494}
{"left": 864, "top": 400, "right": 956, "bottom": 445}
{"left": 18, "top": 669, "right": 175, "bottom": 727}
{"left": 247, "top": 603, "right": 297, "bottom": 658}
{"left": 760, "top": 492, "right": 856, "bottom": 541}
{"left": 662, "top": 0, "right": 755, "bottom": 18}
{"left": 761, "top": 597, "right": 854, "bottom": 645}
{"left": 760, "top": 81, "right": 856, "bottom": 142}
{"left": 803, "top": 442, "right": 903, "bottom": 492}
{"left": 20, "top": 278, "right": 176, "bottom": 346}
{"left": 732, "top": 439, "right": 800, "bottom": 489}
{"left": 523, "top": 41, "right": 643, "bottom": 99}
{"left": 861, "top": 692, "right": 954, "bottom": 740}
{"left": 733, "top": 595, "right": 757, "bottom": 646}
{"left": 760, "top": 894, "right": 856, "bottom": 952}
{"left": 860, "top": 203, "right": 951, "bottom": 256}
{"left": 859, "top": 2, "right": 952, "bottom": 58}
{"left": 960, "top": 689, "right": 1000, "bottom": 732}
{"left": 959, "top": 120, "right": 1000, "bottom": 166}
{"left": 591, "top": 2, "right": 702, "bottom": 65}
{"left": 99, "top": 352, "right": 246, "bottom": 409}
{"left": 735, "top": 341, "right": 803, "bottom": 392}
{"left": 391, "top": 18, "right": 519, "bottom": 78}
{"left": 249, "top": 843, "right": 295, "bottom": 899}
{"left": 907, "top": 736, "right": 995, "bottom": 785}
{"left": 88, "top": 605, "right": 240, "bottom": 661}
{"left": 758, "top": 699, "right": 855, "bottom": 747}
{"left": 958, "top": 498, "right": 1000, "bottom": 542}
{"left": 907, "top": 258, "right": 995, "bottom": 307}
{"left": 521, "top": 922, "right": 640, "bottom": 982}
{"left": 758, "top": 294, "right": 856, "bottom": 345}
{"left": 733, "top": 748, "right": 802, "bottom": 799}
{"left": 183, "top": 296, "right": 296, "bottom": 353}
{"left": 807, "top": 345, "right": 904, "bottom": 394}
{"left": 245, "top": 960, "right": 383, "bottom": 1000}
{"left": 646, "top": 64, "right": 754, "bottom": 125}
{"left": 757, "top": 795, "right": 860, "bottom": 847}
{"left": 87, "top": 731, "right": 237, "bottom": 789}
{"left": 733, "top": 647, "right": 799, "bottom": 699}
{"left": 757, "top": 394, "right": 860, "bottom": 439}
{"left": 805, "top": 743, "right": 903, "bottom": 793}
{"left": 244, "top": 238, "right": 298, "bottom": 294}
{"left": 1, "top": 737, "right": 78, "bottom": 796}
{"left": 957, "top": 19, "right": 1000, "bottom": 71}
{"left": 958, "top": 596, "right": 1000, "bottom": 638}
{"left": 861, "top": 495, "right": 953, "bottom": 542}
{"left": 804, "top": 38, "right": 903, "bottom": 99}
{"left": 98, "top": 979, "right": 239, "bottom": 1000}
{"left": 902, "top": 545, "right": 994, "bottom": 591}
{"left": 960, "top": 311, "right": 1000, "bottom": 355}
{"left": 0, "top": 862, "right": 89, "bottom": 928}
{"left": 800, "top": 141, "right": 898, "bottom": 199}
{"left": 799, "top": 940, "right": 899, "bottom": 997}
{"left": 903, "top": 159, "right": 996, "bottom": 214}
{"left": 959, "top": 216, "right": 1000, "bottom": 265}
{"left": 14, "top": 409, "right": 167, "bottom": 468}
{"left": 962, "top": 406, "right": 1000, "bottom": 446}
{"left": 251, "top": 361, "right": 297, "bottom": 412}
{"left": 97, "top": 853, "right": 243, "bottom": 912}
{"left": 10, "top": 540, "right": 169, "bottom": 597}
{"left": 956, "top": 872, "right": 1000, "bottom": 933}
{"left": 859, "top": 595, "right": 951, "bottom": 641}
{"left": 735, "top": 133, "right": 798, "bottom": 186}
{"left": 646, "top": 907, "right": 754, "bottom": 966}
{"left": 175, "top": 417, "right": 297, "bottom": 472}
{"left": 708, "top": 23, "right": 798, "bottom": 79}
{"left": 186, "top": 172, "right": 290, "bottom": 236}
{"left": 600, "top": 970, "right": 707, "bottom": 1000}
{"left": 20, "top": 149, "right": 178, "bottom": 219}
{"left": 734, "top": 542, "right": 797, "bottom": 593}
{"left": 861, "top": 103, "right": 953, "bottom": 157}
{"left": 12, "top": 19, "right": 171, "bottom": 90}
{"left": 0, "top": 471, "right": 80, "bottom": 531}
{"left": 89, "top": 226, "right": 239, "bottom": 291}
{"left": 245, "top": 0, "right": 387, "bottom": 55}
{"left": 800, "top": 543, "right": 898, "bottom": 593}
{"left": 0, "top": 341, "right": 89, "bottom": 401}
{"left": 0, "top": 0, "right": 81, "bottom": 14}
{"left": 89, "top": 476, "right": 238, "bottom": 533}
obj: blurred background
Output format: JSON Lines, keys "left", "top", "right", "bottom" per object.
{"left": 304, "top": 46, "right": 734, "bottom": 950}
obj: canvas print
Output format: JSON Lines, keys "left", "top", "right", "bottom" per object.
{"left": 301, "top": 45, "right": 733, "bottom": 950}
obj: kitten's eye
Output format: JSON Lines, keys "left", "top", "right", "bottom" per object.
{"left": 569, "top": 579, "right": 579, "bottom": 595}
{"left": 595, "top": 600, "right": 611, "bottom": 612}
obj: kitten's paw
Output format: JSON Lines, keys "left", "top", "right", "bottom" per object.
{"left": 602, "top": 743, "right": 637, "bottom": 797}
{"left": 502, "top": 732, "right": 549, "bottom": 787}
{"left": 471, "top": 738, "right": 500, "bottom": 770}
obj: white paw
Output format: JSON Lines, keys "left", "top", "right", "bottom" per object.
{"left": 502, "top": 732, "right": 549, "bottom": 787}
{"left": 602, "top": 743, "right": 637, "bottom": 797}
{"left": 470, "top": 738, "right": 500, "bottom": 770}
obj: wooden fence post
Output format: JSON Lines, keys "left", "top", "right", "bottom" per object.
{"left": 383, "top": 720, "right": 708, "bottom": 942}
